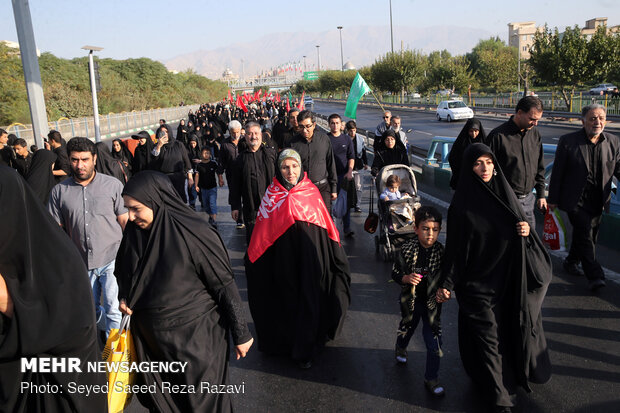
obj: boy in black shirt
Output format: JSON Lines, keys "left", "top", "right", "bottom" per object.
{"left": 195, "top": 148, "right": 219, "bottom": 227}
{"left": 392, "top": 206, "right": 445, "bottom": 397}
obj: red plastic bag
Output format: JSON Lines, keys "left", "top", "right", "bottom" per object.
{"left": 542, "top": 209, "right": 567, "bottom": 251}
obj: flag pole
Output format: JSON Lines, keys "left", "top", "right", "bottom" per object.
{"left": 368, "top": 89, "right": 387, "bottom": 113}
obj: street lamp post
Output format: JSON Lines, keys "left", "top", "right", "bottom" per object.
{"left": 512, "top": 33, "right": 521, "bottom": 93}
{"left": 389, "top": 0, "right": 394, "bottom": 53}
{"left": 337, "top": 26, "right": 344, "bottom": 71}
{"left": 316, "top": 45, "right": 321, "bottom": 72}
{"left": 82, "top": 45, "right": 103, "bottom": 142}
{"left": 303, "top": 55, "right": 307, "bottom": 73}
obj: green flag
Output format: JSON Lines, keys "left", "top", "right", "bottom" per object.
{"left": 344, "top": 72, "right": 371, "bottom": 119}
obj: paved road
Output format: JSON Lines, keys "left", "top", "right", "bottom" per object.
{"left": 126, "top": 169, "right": 620, "bottom": 413}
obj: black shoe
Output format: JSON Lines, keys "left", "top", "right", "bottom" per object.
{"left": 563, "top": 260, "right": 584, "bottom": 276}
{"left": 493, "top": 407, "right": 512, "bottom": 413}
{"left": 424, "top": 379, "right": 445, "bottom": 397}
{"left": 588, "top": 278, "right": 606, "bottom": 291}
{"left": 354, "top": 207, "right": 362, "bottom": 213}
{"left": 345, "top": 230, "right": 355, "bottom": 238}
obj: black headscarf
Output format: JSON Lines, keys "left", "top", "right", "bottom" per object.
{"left": 371, "top": 129, "right": 409, "bottom": 176}
{"left": 132, "top": 130, "right": 155, "bottom": 173}
{"left": 111, "top": 138, "right": 134, "bottom": 165}
{"left": 25, "top": 149, "right": 57, "bottom": 205}
{"left": 0, "top": 166, "right": 106, "bottom": 412}
{"left": 187, "top": 135, "right": 202, "bottom": 161}
{"left": 115, "top": 171, "right": 234, "bottom": 309}
{"left": 441, "top": 143, "right": 552, "bottom": 387}
{"left": 95, "top": 142, "right": 126, "bottom": 183}
{"left": 448, "top": 118, "right": 486, "bottom": 189}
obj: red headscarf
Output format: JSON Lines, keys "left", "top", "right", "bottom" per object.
{"left": 247, "top": 173, "right": 340, "bottom": 263}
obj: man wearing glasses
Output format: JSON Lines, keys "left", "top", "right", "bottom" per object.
{"left": 288, "top": 110, "right": 338, "bottom": 211}
{"left": 374, "top": 111, "right": 392, "bottom": 151}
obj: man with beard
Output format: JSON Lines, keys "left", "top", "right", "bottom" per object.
{"left": 487, "top": 96, "right": 547, "bottom": 227}
{"left": 48, "top": 137, "right": 127, "bottom": 338}
{"left": 288, "top": 110, "right": 338, "bottom": 212}
{"left": 230, "top": 122, "right": 277, "bottom": 243}
{"left": 273, "top": 108, "right": 299, "bottom": 151}
{"left": 390, "top": 115, "right": 408, "bottom": 153}
{"left": 0, "top": 129, "right": 14, "bottom": 168}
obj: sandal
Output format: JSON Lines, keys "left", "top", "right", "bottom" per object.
{"left": 424, "top": 379, "right": 445, "bottom": 397}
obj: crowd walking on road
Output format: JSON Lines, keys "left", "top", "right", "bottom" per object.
{"left": 0, "top": 95, "right": 619, "bottom": 413}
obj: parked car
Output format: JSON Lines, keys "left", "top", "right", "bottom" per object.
{"left": 589, "top": 83, "right": 617, "bottom": 95}
{"left": 436, "top": 100, "right": 474, "bottom": 122}
{"left": 303, "top": 95, "right": 314, "bottom": 108}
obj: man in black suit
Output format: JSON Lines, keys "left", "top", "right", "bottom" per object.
{"left": 548, "top": 104, "right": 620, "bottom": 291}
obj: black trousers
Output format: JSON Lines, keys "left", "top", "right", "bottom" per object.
{"left": 566, "top": 207, "right": 604, "bottom": 281}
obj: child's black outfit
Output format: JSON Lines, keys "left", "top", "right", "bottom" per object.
{"left": 392, "top": 236, "right": 444, "bottom": 386}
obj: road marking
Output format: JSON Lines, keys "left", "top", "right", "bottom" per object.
{"left": 415, "top": 130, "right": 433, "bottom": 136}
{"left": 417, "top": 190, "right": 620, "bottom": 284}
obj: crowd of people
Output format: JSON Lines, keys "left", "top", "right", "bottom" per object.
{"left": 0, "top": 95, "right": 618, "bottom": 413}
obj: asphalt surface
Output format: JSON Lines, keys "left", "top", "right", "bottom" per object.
{"left": 125, "top": 171, "right": 620, "bottom": 413}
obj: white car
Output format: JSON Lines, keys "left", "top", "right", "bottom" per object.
{"left": 436, "top": 100, "right": 474, "bottom": 122}
{"left": 589, "top": 83, "right": 617, "bottom": 95}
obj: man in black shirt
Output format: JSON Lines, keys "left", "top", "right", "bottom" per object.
{"left": 12, "top": 138, "right": 32, "bottom": 177}
{"left": 273, "top": 108, "right": 299, "bottom": 151}
{"left": 488, "top": 96, "right": 546, "bottom": 227}
{"left": 229, "top": 122, "right": 277, "bottom": 243}
{"left": 47, "top": 130, "right": 71, "bottom": 183}
{"left": 0, "top": 129, "right": 14, "bottom": 168}
{"left": 548, "top": 104, "right": 620, "bottom": 291}
{"left": 288, "top": 110, "right": 338, "bottom": 211}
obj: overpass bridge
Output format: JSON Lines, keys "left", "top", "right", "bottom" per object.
{"left": 226, "top": 75, "right": 298, "bottom": 92}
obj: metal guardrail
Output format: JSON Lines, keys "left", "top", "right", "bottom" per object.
{"left": 2, "top": 104, "right": 200, "bottom": 145}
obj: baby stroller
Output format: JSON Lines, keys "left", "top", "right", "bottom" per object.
{"left": 374, "top": 164, "right": 421, "bottom": 261}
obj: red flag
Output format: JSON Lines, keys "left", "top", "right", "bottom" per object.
{"left": 227, "top": 89, "right": 232, "bottom": 102}
{"left": 298, "top": 91, "right": 305, "bottom": 110}
{"left": 276, "top": 92, "right": 281, "bottom": 103}
{"left": 286, "top": 97, "right": 290, "bottom": 113}
{"left": 237, "top": 95, "right": 248, "bottom": 113}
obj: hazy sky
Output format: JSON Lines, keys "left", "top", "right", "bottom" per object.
{"left": 1, "top": 0, "right": 619, "bottom": 61}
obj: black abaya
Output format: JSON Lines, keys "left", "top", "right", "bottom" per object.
{"left": 95, "top": 142, "right": 127, "bottom": 183}
{"left": 441, "top": 143, "right": 551, "bottom": 407}
{"left": 0, "top": 166, "right": 106, "bottom": 412}
{"left": 25, "top": 149, "right": 57, "bottom": 205}
{"left": 115, "top": 171, "right": 251, "bottom": 413}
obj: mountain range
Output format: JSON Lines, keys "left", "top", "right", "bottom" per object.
{"left": 163, "top": 25, "right": 496, "bottom": 80}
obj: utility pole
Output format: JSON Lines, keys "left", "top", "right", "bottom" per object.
{"left": 389, "top": 0, "right": 394, "bottom": 54}
{"left": 11, "top": 0, "right": 48, "bottom": 149}
{"left": 303, "top": 55, "right": 307, "bottom": 73}
{"left": 316, "top": 45, "right": 321, "bottom": 72}
{"left": 337, "top": 26, "right": 344, "bottom": 71}
{"left": 82, "top": 46, "right": 103, "bottom": 142}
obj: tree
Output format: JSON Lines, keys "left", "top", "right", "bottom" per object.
{"left": 530, "top": 25, "right": 590, "bottom": 108}
{"left": 588, "top": 26, "right": 620, "bottom": 84}
{"left": 369, "top": 50, "right": 426, "bottom": 94}
{"left": 467, "top": 37, "right": 518, "bottom": 91}
{"left": 422, "top": 51, "right": 475, "bottom": 93}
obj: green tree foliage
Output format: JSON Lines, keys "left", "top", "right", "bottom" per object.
{"left": 370, "top": 50, "right": 426, "bottom": 94}
{"left": 530, "top": 25, "right": 591, "bottom": 107}
{"left": 423, "top": 51, "right": 475, "bottom": 93}
{"left": 0, "top": 50, "right": 227, "bottom": 125}
{"left": 587, "top": 26, "right": 620, "bottom": 84}
{"left": 467, "top": 37, "right": 517, "bottom": 92}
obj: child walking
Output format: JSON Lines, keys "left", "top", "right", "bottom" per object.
{"left": 195, "top": 148, "right": 219, "bottom": 228}
{"left": 392, "top": 206, "right": 445, "bottom": 397}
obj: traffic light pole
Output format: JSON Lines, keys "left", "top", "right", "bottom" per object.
{"left": 87, "top": 50, "right": 101, "bottom": 142}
